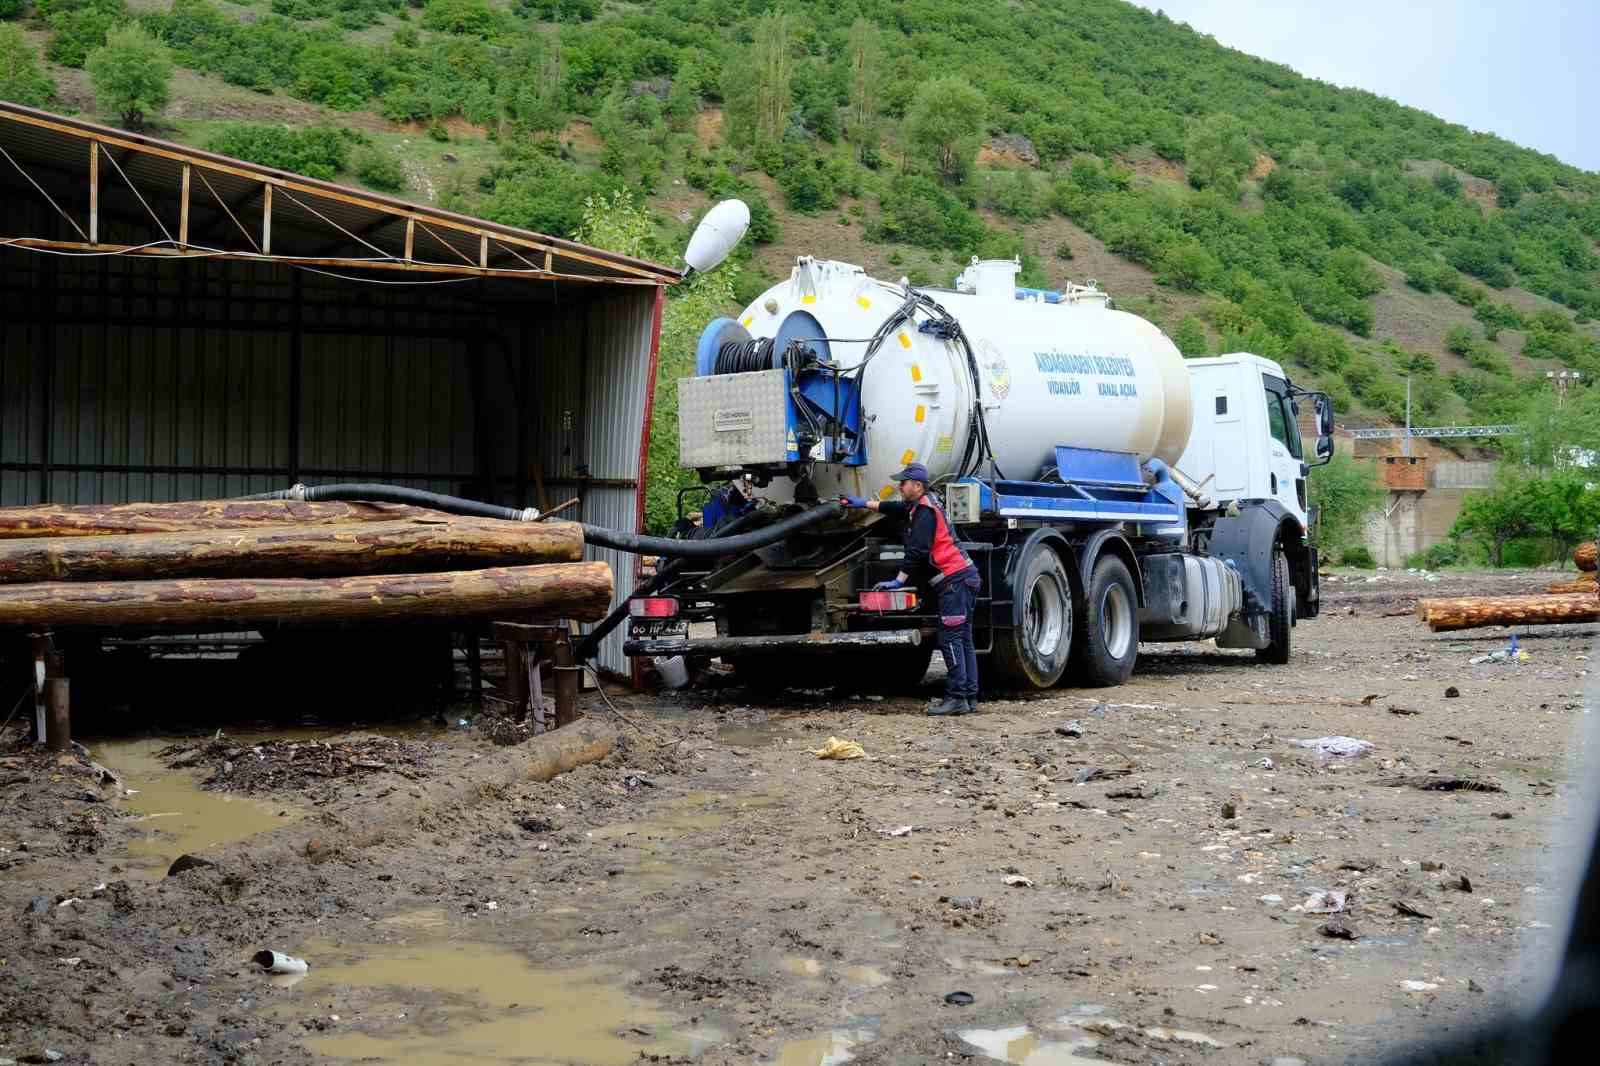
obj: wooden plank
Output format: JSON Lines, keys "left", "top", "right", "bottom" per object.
{"left": 179, "top": 163, "right": 190, "bottom": 245}
{"left": 88, "top": 140, "right": 98, "bottom": 244}
{"left": 404, "top": 217, "right": 414, "bottom": 261}
{"left": 479, "top": 231, "right": 488, "bottom": 268}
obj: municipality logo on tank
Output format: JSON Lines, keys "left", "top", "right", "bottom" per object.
{"left": 977, "top": 339, "right": 1011, "bottom": 401}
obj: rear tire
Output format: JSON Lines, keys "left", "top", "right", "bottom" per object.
{"left": 1257, "top": 546, "right": 1294, "bottom": 664}
{"left": 990, "top": 538, "right": 1073, "bottom": 690}
{"left": 1072, "top": 555, "right": 1139, "bottom": 687}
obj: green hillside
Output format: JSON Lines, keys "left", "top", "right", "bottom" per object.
{"left": 6, "top": 0, "right": 1600, "bottom": 443}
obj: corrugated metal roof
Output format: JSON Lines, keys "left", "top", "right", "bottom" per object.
{"left": 0, "top": 101, "right": 682, "bottom": 287}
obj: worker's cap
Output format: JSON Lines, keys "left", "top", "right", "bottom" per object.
{"left": 890, "top": 462, "right": 930, "bottom": 485}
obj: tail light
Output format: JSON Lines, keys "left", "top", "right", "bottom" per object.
{"left": 860, "top": 589, "right": 918, "bottom": 612}
{"left": 628, "top": 597, "right": 680, "bottom": 619}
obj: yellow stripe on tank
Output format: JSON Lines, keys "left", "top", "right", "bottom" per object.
{"left": 909, "top": 363, "right": 922, "bottom": 382}
{"left": 914, "top": 405, "right": 926, "bottom": 423}
{"left": 740, "top": 315, "right": 753, "bottom": 327}
{"left": 879, "top": 485, "right": 895, "bottom": 500}
{"left": 900, "top": 449, "right": 916, "bottom": 466}
{"left": 898, "top": 332, "right": 912, "bottom": 349}
{"left": 857, "top": 296, "right": 872, "bottom": 309}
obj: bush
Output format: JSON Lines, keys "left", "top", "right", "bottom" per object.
{"left": 1309, "top": 452, "right": 1383, "bottom": 560}
{"left": 353, "top": 145, "right": 404, "bottom": 191}
{"left": 867, "top": 173, "right": 988, "bottom": 254}
{"left": 45, "top": 0, "right": 124, "bottom": 69}
{"left": 207, "top": 123, "right": 356, "bottom": 180}
{"left": 0, "top": 23, "right": 54, "bottom": 107}
{"left": 1170, "top": 316, "right": 1207, "bottom": 356}
{"left": 1340, "top": 545, "right": 1376, "bottom": 569}
{"left": 1184, "top": 112, "right": 1253, "bottom": 198}
{"left": 1054, "top": 240, "right": 1073, "bottom": 260}
{"left": 992, "top": 169, "right": 1041, "bottom": 222}
{"left": 421, "top": 0, "right": 497, "bottom": 36}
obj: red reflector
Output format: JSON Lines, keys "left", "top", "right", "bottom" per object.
{"left": 628, "top": 597, "right": 680, "bottom": 618}
{"left": 860, "top": 589, "right": 918, "bottom": 612}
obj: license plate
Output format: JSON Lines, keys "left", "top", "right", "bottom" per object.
{"left": 630, "top": 618, "right": 688, "bottom": 640}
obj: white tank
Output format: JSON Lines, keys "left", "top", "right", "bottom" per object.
{"left": 733, "top": 257, "right": 1194, "bottom": 503}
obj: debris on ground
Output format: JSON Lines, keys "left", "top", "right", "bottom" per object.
{"left": 1394, "top": 899, "right": 1435, "bottom": 919}
{"left": 1319, "top": 916, "right": 1360, "bottom": 940}
{"left": 1286, "top": 736, "right": 1374, "bottom": 761}
{"left": 1074, "top": 765, "right": 1134, "bottom": 784}
{"left": 812, "top": 736, "right": 867, "bottom": 760}
{"left": 1379, "top": 775, "right": 1506, "bottom": 793}
{"left": 157, "top": 735, "right": 436, "bottom": 793}
{"left": 944, "top": 991, "right": 975, "bottom": 1006}
{"left": 1389, "top": 705, "right": 1421, "bottom": 716}
{"left": 1298, "top": 890, "right": 1348, "bottom": 914}
{"left": 1055, "top": 721, "right": 1084, "bottom": 738}
{"left": 1003, "top": 874, "right": 1034, "bottom": 888}
{"left": 1105, "top": 783, "right": 1161, "bottom": 800}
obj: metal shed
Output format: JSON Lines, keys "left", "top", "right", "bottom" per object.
{"left": 0, "top": 102, "right": 679, "bottom": 677}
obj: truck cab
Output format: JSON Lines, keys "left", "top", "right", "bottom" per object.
{"left": 1179, "top": 354, "right": 1313, "bottom": 525}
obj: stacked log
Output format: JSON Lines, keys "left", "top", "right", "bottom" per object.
{"left": 1577, "top": 541, "right": 1597, "bottom": 572}
{"left": 0, "top": 563, "right": 612, "bottom": 629}
{"left": 0, "top": 499, "right": 427, "bottom": 538}
{"left": 0, "top": 516, "right": 583, "bottom": 583}
{"left": 1415, "top": 594, "right": 1600, "bottom": 633}
{"left": 0, "top": 498, "right": 610, "bottom": 631}
{"left": 1545, "top": 574, "right": 1597, "bottom": 595}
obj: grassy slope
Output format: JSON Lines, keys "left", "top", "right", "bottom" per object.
{"left": 15, "top": 0, "right": 1599, "bottom": 436}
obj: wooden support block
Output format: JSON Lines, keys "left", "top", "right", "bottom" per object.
{"left": 43, "top": 678, "right": 70, "bottom": 752}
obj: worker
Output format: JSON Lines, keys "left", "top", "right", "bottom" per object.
{"left": 841, "top": 463, "right": 981, "bottom": 716}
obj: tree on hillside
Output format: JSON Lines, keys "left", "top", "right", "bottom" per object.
{"left": 86, "top": 24, "right": 171, "bottom": 131}
{"left": 1307, "top": 452, "right": 1383, "bottom": 562}
{"left": 503, "top": 32, "right": 565, "bottom": 134}
{"left": 1185, "top": 112, "right": 1254, "bottom": 198}
{"left": 1170, "top": 316, "right": 1207, "bottom": 357}
{"left": 845, "top": 17, "right": 881, "bottom": 160}
{"left": 0, "top": 0, "right": 29, "bottom": 20}
{"left": 0, "top": 23, "right": 55, "bottom": 108}
{"left": 751, "top": 9, "right": 794, "bottom": 146}
{"left": 1520, "top": 386, "right": 1600, "bottom": 471}
{"left": 907, "top": 76, "right": 986, "bottom": 185}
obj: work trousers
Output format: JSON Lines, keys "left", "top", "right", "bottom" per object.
{"left": 935, "top": 567, "right": 981, "bottom": 699}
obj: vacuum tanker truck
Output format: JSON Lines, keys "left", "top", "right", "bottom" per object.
{"left": 623, "top": 203, "right": 1335, "bottom": 691}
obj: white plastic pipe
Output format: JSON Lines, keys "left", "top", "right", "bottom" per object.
{"left": 253, "top": 950, "right": 309, "bottom": 975}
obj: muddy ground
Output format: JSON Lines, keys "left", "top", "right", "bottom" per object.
{"left": 1, "top": 569, "right": 1595, "bottom": 1066}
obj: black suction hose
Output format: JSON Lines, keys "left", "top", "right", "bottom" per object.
{"left": 573, "top": 504, "right": 780, "bottom": 661}
{"left": 246, "top": 483, "right": 842, "bottom": 560}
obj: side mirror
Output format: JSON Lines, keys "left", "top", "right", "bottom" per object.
{"left": 1315, "top": 434, "right": 1334, "bottom": 462}
{"left": 1313, "top": 394, "right": 1334, "bottom": 437}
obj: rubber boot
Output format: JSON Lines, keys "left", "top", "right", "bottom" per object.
{"left": 928, "top": 695, "right": 970, "bottom": 717}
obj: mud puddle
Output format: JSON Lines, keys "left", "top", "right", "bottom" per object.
{"left": 716, "top": 722, "right": 791, "bottom": 748}
{"left": 774, "top": 1028, "right": 875, "bottom": 1065}
{"left": 590, "top": 790, "right": 782, "bottom": 844}
{"left": 276, "top": 935, "right": 725, "bottom": 1065}
{"left": 959, "top": 1025, "right": 1100, "bottom": 1065}
{"left": 92, "top": 738, "right": 299, "bottom": 875}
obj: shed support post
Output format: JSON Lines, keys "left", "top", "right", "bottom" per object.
{"left": 179, "top": 164, "right": 190, "bottom": 246}
{"left": 44, "top": 679, "right": 70, "bottom": 753}
{"left": 262, "top": 183, "right": 272, "bottom": 255}
{"left": 88, "top": 142, "right": 98, "bottom": 245}
{"left": 404, "top": 217, "right": 414, "bottom": 261}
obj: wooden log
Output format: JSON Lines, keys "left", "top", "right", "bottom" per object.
{"left": 0, "top": 562, "right": 613, "bottom": 629}
{"left": 0, "top": 500, "right": 433, "bottom": 539}
{"left": 523, "top": 718, "right": 615, "bottom": 783}
{"left": 0, "top": 516, "right": 583, "bottom": 584}
{"left": 1577, "top": 541, "right": 1597, "bottom": 572}
{"left": 1416, "top": 593, "right": 1600, "bottom": 632}
{"left": 1544, "top": 574, "right": 1597, "bottom": 595}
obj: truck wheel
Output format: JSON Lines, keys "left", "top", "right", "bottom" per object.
{"left": 1257, "top": 546, "right": 1294, "bottom": 664}
{"left": 990, "top": 539, "right": 1073, "bottom": 689}
{"left": 1072, "top": 555, "right": 1139, "bottom": 687}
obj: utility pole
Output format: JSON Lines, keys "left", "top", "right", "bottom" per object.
{"left": 1547, "top": 369, "right": 1583, "bottom": 405}
{"left": 1403, "top": 375, "right": 1412, "bottom": 457}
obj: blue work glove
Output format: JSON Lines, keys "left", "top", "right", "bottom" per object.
{"left": 839, "top": 495, "right": 868, "bottom": 509}
{"left": 873, "top": 578, "right": 905, "bottom": 591}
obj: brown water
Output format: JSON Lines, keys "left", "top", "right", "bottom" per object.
{"left": 958, "top": 1025, "right": 1101, "bottom": 1065}
{"left": 289, "top": 936, "right": 723, "bottom": 1065}
{"left": 94, "top": 738, "right": 299, "bottom": 875}
{"left": 773, "top": 1028, "right": 874, "bottom": 1066}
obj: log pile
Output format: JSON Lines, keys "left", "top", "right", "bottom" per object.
{"left": 1577, "top": 541, "right": 1597, "bottom": 572}
{"left": 0, "top": 499, "right": 610, "bottom": 630}
{"left": 1416, "top": 541, "right": 1599, "bottom": 632}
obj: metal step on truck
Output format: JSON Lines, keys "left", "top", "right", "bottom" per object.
{"left": 622, "top": 206, "right": 1334, "bottom": 692}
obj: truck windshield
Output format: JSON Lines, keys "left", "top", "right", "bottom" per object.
{"left": 1262, "top": 376, "right": 1302, "bottom": 459}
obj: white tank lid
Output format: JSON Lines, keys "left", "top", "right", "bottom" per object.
{"left": 955, "top": 257, "right": 1020, "bottom": 299}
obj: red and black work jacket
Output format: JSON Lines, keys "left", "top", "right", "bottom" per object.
{"left": 879, "top": 492, "right": 974, "bottom": 586}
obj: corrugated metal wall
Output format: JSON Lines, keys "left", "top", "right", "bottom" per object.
{"left": 1, "top": 234, "right": 657, "bottom": 676}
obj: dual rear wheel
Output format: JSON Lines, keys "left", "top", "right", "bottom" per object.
{"left": 990, "top": 538, "right": 1139, "bottom": 690}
